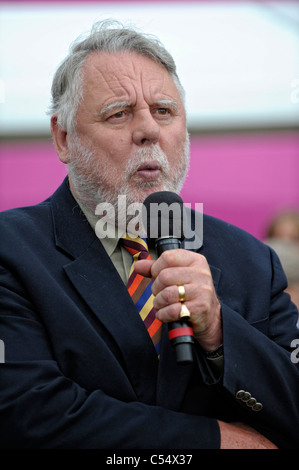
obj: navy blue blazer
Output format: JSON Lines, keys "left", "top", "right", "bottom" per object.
{"left": 0, "top": 177, "right": 298, "bottom": 449}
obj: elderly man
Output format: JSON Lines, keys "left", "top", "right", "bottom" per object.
{"left": 0, "top": 20, "right": 298, "bottom": 449}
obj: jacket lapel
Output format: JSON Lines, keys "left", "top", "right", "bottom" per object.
{"left": 50, "top": 178, "right": 159, "bottom": 404}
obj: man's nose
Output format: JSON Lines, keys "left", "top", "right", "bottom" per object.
{"left": 132, "top": 110, "right": 160, "bottom": 146}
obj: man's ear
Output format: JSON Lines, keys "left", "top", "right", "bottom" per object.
{"left": 51, "top": 115, "right": 70, "bottom": 164}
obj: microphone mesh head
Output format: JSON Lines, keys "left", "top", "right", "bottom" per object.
{"left": 142, "top": 191, "right": 186, "bottom": 242}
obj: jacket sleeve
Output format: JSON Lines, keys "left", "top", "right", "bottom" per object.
{"left": 197, "top": 246, "right": 299, "bottom": 448}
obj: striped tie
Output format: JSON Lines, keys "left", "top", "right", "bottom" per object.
{"left": 121, "top": 233, "right": 162, "bottom": 355}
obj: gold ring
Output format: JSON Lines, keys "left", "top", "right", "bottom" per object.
{"left": 179, "top": 303, "right": 191, "bottom": 319}
{"left": 178, "top": 285, "right": 186, "bottom": 303}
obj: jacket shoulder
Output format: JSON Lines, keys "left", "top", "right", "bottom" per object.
{"left": 0, "top": 200, "right": 52, "bottom": 231}
{"left": 0, "top": 178, "right": 70, "bottom": 235}
{"left": 202, "top": 212, "right": 264, "bottom": 247}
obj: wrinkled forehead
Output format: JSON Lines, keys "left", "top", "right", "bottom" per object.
{"left": 81, "top": 51, "right": 182, "bottom": 103}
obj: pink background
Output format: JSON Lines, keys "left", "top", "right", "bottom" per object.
{"left": 1, "top": 131, "right": 298, "bottom": 240}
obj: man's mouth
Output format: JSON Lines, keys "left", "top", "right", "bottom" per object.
{"left": 136, "top": 161, "right": 162, "bottom": 180}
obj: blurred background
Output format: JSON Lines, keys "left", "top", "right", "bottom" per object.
{"left": 0, "top": 0, "right": 298, "bottom": 240}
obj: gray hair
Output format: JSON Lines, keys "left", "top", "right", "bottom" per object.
{"left": 48, "top": 19, "right": 185, "bottom": 133}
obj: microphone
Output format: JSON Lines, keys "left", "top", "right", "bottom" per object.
{"left": 142, "top": 191, "right": 194, "bottom": 365}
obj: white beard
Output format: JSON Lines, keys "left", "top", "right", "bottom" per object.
{"left": 67, "top": 133, "right": 190, "bottom": 231}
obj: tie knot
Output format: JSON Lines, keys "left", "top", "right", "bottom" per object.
{"left": 121, "top": 233, "right": 149, "bottom": 259}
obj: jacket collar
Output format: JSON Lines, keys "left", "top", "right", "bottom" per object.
{"left": 50, "top": 177, "right": 97, "bottom": 259}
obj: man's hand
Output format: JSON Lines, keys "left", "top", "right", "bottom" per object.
{"left": 134, "top": 249, "right": 222, "bottom": 351}
{"left": 218, "top": 421, "right": 278, "bottom": 449}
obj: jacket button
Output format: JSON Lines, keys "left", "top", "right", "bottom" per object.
{"left": 241, "top": 391, "right": 251, "bottom": 402}
{"left": 236, "top": 390, "right": 245, "bottom": 399}
{"left": 246, "top": 397, "right": 257, "bottom": 407}
{"left": 252, "top": 402, "right": 263, "bottom": 412}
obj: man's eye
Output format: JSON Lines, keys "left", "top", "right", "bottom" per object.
{"left": 153, "top": 108, "right": 172, "bottom": 119}
{"left": 106, "top": 110, "right": 128, "bottom": 122}
{"left": 157, "top": 108, "right": 169, "bottom": 115}
{"left": 112, "top": 111, "right": 125, "bottom": 118}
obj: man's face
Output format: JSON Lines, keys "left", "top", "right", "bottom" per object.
{"left": 67, "top": 51, "right": 189, "bottom": 213}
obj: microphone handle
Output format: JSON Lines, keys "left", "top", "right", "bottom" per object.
{"left": 155, "top": 238, "right": 194, "bottom": 365}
